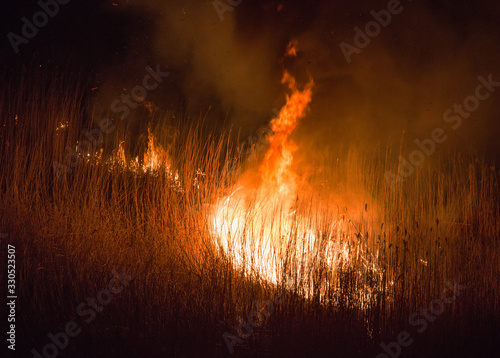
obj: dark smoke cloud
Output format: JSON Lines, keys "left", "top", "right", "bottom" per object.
{"left": 102, "top": 0, "right": 500, "bottom": 160}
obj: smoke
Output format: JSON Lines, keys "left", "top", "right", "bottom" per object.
{"left": 105, "top": 0, "right": 500, "bottom": 160}
{"left": 107, "top": 0, "right": 287, "bottom": 134}
{"left": 287, "top": 0, "right": 500, "bottom": 161}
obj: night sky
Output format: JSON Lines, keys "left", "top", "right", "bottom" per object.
{"left": 2, "top": 0, "right": 500, "bottom": 160}
{"left": 1, "top": 3, "right": 499, "bottom": 357}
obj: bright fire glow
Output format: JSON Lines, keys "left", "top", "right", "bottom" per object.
{"left": 64, "top": 51, "right": 384, "bottom": 306}
{"left": 209, "top": 70, "right": 382, "bottom": 305}
{"left": 209, "top": 70, "right": 315, "bottom": 284}
{"left": 99, "top": 126, "right": 183, "bottom": 190}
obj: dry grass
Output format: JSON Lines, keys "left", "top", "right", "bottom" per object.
{"left": 0, "top": 69, "right": 498, "bottom": 357}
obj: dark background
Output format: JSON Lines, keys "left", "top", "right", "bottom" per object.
{"left": 1, "top": 0, "right": 499, "bottom": 161}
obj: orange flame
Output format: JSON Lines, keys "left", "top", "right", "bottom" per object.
{"left": 260, "top": 71, "right": 314, "bottom": 204}
{"left": 143, "top": 126, "right": 170, "bottom": 172}
{"left": 107, "top": 126, "right": 175, "bottom": 178}
{"left": 209, "top": 71, "right": 316, "bottom": 285}
{"left": 285, "top": 40, "right": 298, "bottom": 57}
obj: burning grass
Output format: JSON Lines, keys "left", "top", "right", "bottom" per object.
{"left": 0, "top": 69, "right": 499, "bottom": 357}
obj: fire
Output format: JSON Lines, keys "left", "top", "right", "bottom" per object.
{"left": 107, "top": 126, "right": 171, "bottom": 173}
{"left": 209, "top": 71, "right": 318, "bottom": 286}
{"left": 60, "top": 55, "right": 383, "bottom": 305}
{"left": 285, "top": 40, "right": 298, "bottom": 57}
{"left": 143, "top": 126, "right": 171, "bottom": 172}
{"left": 103, "top": 126, "right": 182, "bottom": 189}
{"left": 209, "top": 68, "right": 383, "bottom": 305}
{"left": 260, "top": 71, "right": 313, "bottom": 203}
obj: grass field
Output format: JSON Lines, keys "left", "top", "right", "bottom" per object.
{"left": 0, "top": 70, "right": 498, "bottom": 358}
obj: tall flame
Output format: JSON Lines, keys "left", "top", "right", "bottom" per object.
{"left": 260, "top": 71, "right": 313, "bottom": 203}
{"left": 210, "top": 70, "right": 316, "bottom": 286}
